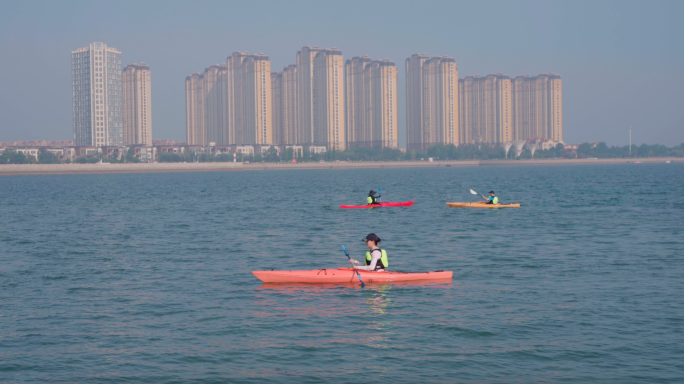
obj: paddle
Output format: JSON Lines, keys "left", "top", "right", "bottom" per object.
{"left": 342, "top": 244, "right": 365, "bottom": 287}
{"left": 378, "top": 187, "right": 381, "bottom": 204}
{"left": 470, "top": 189, "right": 488, "bottom": 201}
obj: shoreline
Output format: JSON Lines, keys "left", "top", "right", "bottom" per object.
{"left": 0, "top": 157, "right": 681, "bottom": 176}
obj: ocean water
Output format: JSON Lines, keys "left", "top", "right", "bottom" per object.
{"left": 1, "top": 163, "right": 683, "bottom": 383}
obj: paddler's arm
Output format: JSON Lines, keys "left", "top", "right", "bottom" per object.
{"left": 351, "top": 251, "right": 382, "bottom": 271}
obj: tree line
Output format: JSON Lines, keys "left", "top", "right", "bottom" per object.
{"left": 0, "top": 148, "right": 141, "bottom": 164}
{"left": 2, "top": 142, "right": 683, "bottom": 164}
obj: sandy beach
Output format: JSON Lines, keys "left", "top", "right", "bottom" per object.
{"left": 0, "top": 157, "right": 680, "bottom": 176}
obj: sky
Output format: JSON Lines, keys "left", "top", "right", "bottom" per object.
{"left": 0, "top": 0, "right": 682, "bottom": 147}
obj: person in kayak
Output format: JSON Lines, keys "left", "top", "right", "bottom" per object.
{"left": 349, "top": 233, "right": 388, "bottom": 271}
{"left": 484, "top": 190, "right": 499, "bottom": 205}
{"left": 367, "top": 190, "right": 381, "bottom": 205}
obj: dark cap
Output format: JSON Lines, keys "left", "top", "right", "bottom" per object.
{"left": 362, "top": 233, "right": 381, "bottom": 243}
{"left": 489, "top": 191, "right": 495, "bottom": 194}
{"left": 368, "top": 190, "right": 376, "bottom": 196}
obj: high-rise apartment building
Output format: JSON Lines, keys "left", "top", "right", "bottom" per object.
{"left": 282, "top": 65, "right": 298, "bottom": 145}
{"left": 271, "top": 71, "right": 284, "bottom": 145}
{"left": 204, "top": 64, "right": 227, "bottom": 145}
{"left": 510, "top": 73, "right": 562, "bottom": 141}
{"left": 187, "top": 53, "right": 274, "bottom": 146}
{"left": 270, "top": 64, "right": 298, "bottom": 145}
{"left": 122, "top": 63, "right": 152, "bottom": 146}
{"left": 242, "top": 54, "right": 272, "bottom": 145}
{"left": 405, "top": 54, "right": 429, "bottom": 150}
{"left": 369, "top": 60, "right": 398, "bottom": 148}
{"left": 345, "top": 57, "right": 398, "bottom": 148}
{"left": 224, "top": 52, "right": 272, "bottom": 145}
{"left": 406, "top": 54, "right": 458, "bottom": 150}
{"left": 458, "top": 73, "right": 512, "bottom": 145}
{"left": 185, "top": 72, "right": 206, "bottom": 145}
{"left": 296, "top": 46, "right": 319, "bottom": 145}
{"left": 72, "top": 42, "right": 123, "bottom": 146}
{"left": 313, "top": 48, "right": 345, "bottom": 150}
{"left": 345, "top": 55, "right": 371, "bottom": 146}
{"left": 405, "top": 55, "right": 459, "bottom": 150}
{"left": 226, "top": 52, "right": 249, "bottom": 145}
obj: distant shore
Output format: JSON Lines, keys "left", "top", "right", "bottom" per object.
{"left": 0, "top": 157, "right": 680, "bottom": 176}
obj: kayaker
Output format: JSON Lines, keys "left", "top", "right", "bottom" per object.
{"left": 367, "top": 190, "right": 381, "bottom": 205}
{"left": 484, "top": 190, "right": 499, "bottom": 205}
{"left": 349, "top": 233, "right": 388, "bottom": 271}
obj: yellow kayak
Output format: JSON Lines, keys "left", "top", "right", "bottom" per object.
{"left": 446, "top": 202, "right": 521, "bottom": 208}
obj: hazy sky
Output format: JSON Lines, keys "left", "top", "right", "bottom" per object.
{"left": 1, "top": 0, "right": 682, "bottom": 147}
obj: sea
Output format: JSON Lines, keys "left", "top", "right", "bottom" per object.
{"left": 1, "top": 163, "right": 682, "bottom": 383}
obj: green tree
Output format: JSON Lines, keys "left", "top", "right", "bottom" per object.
{"left": 3, "top": 150, "right": 29, "bottom": 164}
{"left": 158, "top": 152, "right": 183, "bottom": 162}
{"left": 282, "top": 147, "right": 295, "bottom": 162}
{"left": 123, "top": 148, "right": 141, "bottom": 163}
{"left": 263, "top": 147, "right": 280, "bottom": 162}
{"left": 38, "top": 148, "right": 60, "bottom": 164}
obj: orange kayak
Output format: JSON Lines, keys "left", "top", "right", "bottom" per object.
{"left": 252, "top": 268, "right": 453, "bottom": 284}
{"left": 446, "top": 202, "right": 521, "bottom": 208}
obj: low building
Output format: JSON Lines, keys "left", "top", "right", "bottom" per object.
{"left": 307, "top": 145, "right": 327, "bottom": 155}
{"left": 212, "top": 145, "right": 233, "bottom": 155}
{"left": 15, "top": 147, "right": 40, "bottom": 160}
{"left": 133, "top": 146, "right": 155, "bottom": 162}
{"left": 235, "top": 145, "right": 254, "bottom": 156}
{"left": 64, "top": 146, "right": 98, "bottom": 161}
{"left": 45, "top": 147, "right": 67, "bottom": 162}
{"left": 284, "top": 145, "right": 304, "bottom": 158}
{"left": 257, "top": 145, "right": 279, "bottom": 155}
{"left": 156, "top": 145, "right": 184, "bottom": 154}
{"left": 185, "top": 145, "right": 208, "bottom": 155}
{"left": 101, "top": 146, "right": 124, "bottom": 160}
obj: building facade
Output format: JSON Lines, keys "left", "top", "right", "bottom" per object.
{"left": 405, "top": 54, "right": 429, "bottom": 150}
{"left": 187, "top": 53, "right": 275, "bottom": 146}
{"left": 313, "top": 48, "right": 345, "bottom": 150}
{"left": 242, "top": 54, "right": 272, "bottom": 145}
{"left": 510, "top": 73, "right": 562, "bottom": 141}
{"left": 72, "top": 42, "right": 124, "bottom": 146}
{"left": 270, "top": 64, "right": 298, "bottom": 145}
{"left": 224, "top": 52, "right": 272, "bottom": 145}
{"left": 406, "top": 55, "right": 459, "bottom": 150}
{"left": 185, "top": 72, "right": 206, "bottom": 145}
{"left": 345, "top": 57, "right": 398, "bottom": 148}
{"left": 204, "top": 64, "right": 227, "bottom": 145}
{"left": 296, "top": 46, "right": 319, "bottom": 145}
{"left": 282, "top": 65, "right": 298, "bottom": 145}
{"left": 122, "top": 63, "right": 152, "bottom": 146}
{"left": 458, "top": 73, "right": 512, "bottom": 145}
{"left": 271, "top": 71, "right": 284, "bottom": 145}
{"left": 345, "top": 55, "right": 371, "bottom": 146}
{"left": 369, "top": 60, "right": 398, "bottom": 148}
{"left": 406, "top": 54, "right": 458, "bottom": 150}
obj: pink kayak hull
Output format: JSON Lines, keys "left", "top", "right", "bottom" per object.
{"left": 340, "top": 201, "right": 415, "bottom": 209}
{"left": 252, "top": 268, "right": 453, "bottom": 284}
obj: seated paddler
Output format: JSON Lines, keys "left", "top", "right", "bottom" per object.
{"left": 348, "top": 233, "right": 388, "bottom": 271}
{"left": 485, "top": 190, "right": 499, "bottom": 205}
{"left": 367, "top": 190, "right": 381, "bottom": 205}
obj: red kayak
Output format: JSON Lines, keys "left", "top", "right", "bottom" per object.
{"left": 253, "top": 268, "right": 452, "bottom": 284}
{"left": 340, "top": 201, "right": 415, "bottom": 209}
